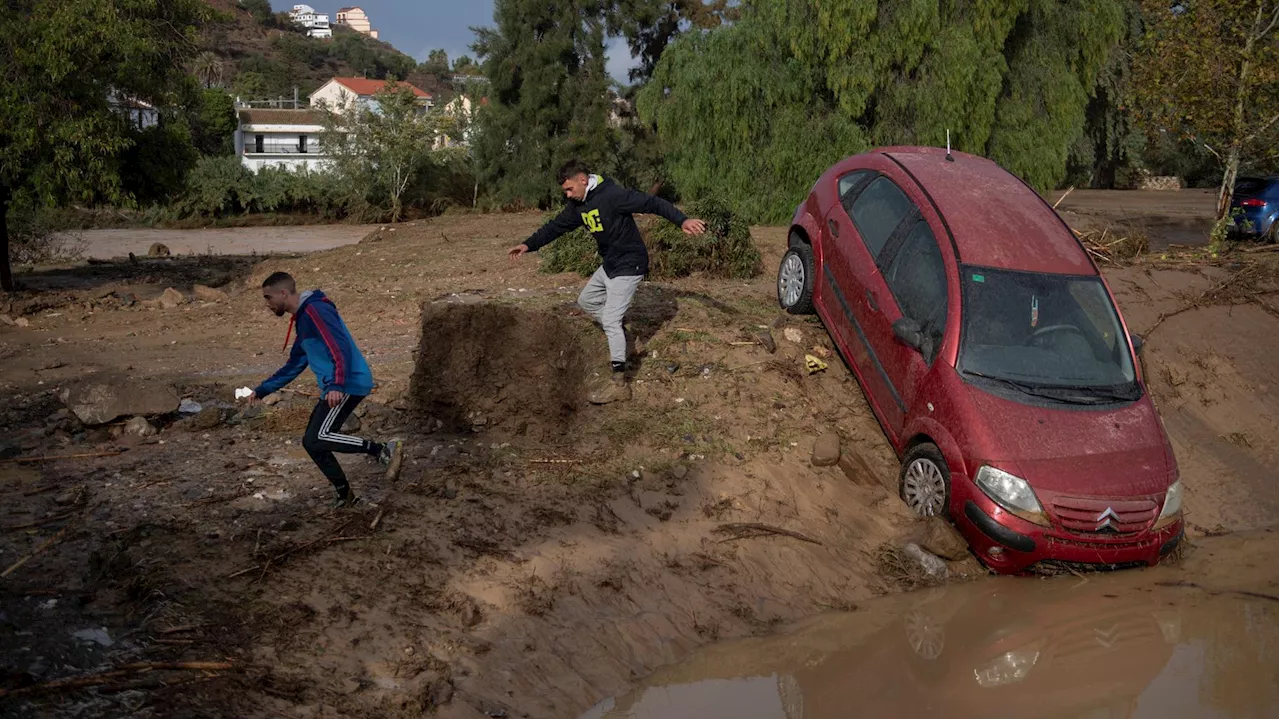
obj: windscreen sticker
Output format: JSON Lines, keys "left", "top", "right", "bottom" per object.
{"left": 972, "top": 273, "right": 985, "bottom": 283}
{"left": 1031, "top": 296, "right": 1039, "bottom": 328}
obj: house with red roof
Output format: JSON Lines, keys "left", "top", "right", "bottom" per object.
{"left": 308, "top": 77, "right": 432, "bottom": 114}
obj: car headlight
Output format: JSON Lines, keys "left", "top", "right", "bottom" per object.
{"left": 1154, "top": 479, "right": 1183, "bottom": 529}
{"left": 974, "top": 649, "right": 1040, "bottom": 688}
{"left": 975, "top": 466, "right": 1049, "bottom": 526}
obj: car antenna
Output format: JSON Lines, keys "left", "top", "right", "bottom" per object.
{"left": 946, "top": 129, "right": 955, "bottom": 162}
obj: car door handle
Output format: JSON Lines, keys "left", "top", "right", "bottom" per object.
{"left": 827, "top": 219, "right": 840, "bottom": 238}
{"left": 866, "top": 289, "right": 879, "bottom": 312}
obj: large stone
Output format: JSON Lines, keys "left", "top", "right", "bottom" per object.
{"left": 810, "top": 432, "right": 841, "bottom": 467}
{"left": 192, "top": 284, "right": 229, "bottom": 303}
{"left": 191, "top": 407, "right": 223, "bottom": 431}
{"left": 123, "top": 416, "right": 158, "bottom": 437}
{"left": 61, "top": 376, "right": 179, "bottom": 425}
{"left": 921, "top": 516, "right": 971, "bottom": 561}
{"left": 159, "top": 288, "right": 186, "bottom": 309}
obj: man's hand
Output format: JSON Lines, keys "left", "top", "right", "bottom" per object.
{"left": 325, "top": 390, "right": 343, "bottom": 408}
{"left": 507, "top": 243, "right": 529, "bottom": 261}
{"left": 246, "top": 391, "right": 259, "bottom": 406}
{"left": 682, "top": 219, "right": 707, "bottom": 236}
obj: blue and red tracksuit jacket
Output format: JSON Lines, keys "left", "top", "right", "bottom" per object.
{"left": 254, "top": 289, "right": 374, "bottom": 398}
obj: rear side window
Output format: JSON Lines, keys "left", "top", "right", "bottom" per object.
{"left": 1234, "top": 178, "right": 1265, "bottom": 195}
{"left": 847, "top": 176, "right": 914, "bottom": 259}
{"left": 884, "top": 222, "right": 948, "bottom": 362}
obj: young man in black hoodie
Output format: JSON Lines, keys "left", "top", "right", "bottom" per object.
{"left": 508, "top": 160, "right": 706, "bottom": 404}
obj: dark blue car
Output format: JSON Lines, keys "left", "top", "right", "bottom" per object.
{"left": 1228, "top": 176, "right": 1278, "bottom": 241}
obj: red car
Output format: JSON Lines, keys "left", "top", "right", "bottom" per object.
{"left": 777, "top": 146, "right": 1183, "bottom": 573}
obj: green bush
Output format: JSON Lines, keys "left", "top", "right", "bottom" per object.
{"left": 537, "top": 224, "right": 598, "bottom": 276}
{"left": 648, "top": 198, "right": 761, "bottom": 280}
{"left": 537, "top": 198, "right": 761, "bottom": 280}
{"left": 174, "top": 156, "right": 351, "bottom": 219}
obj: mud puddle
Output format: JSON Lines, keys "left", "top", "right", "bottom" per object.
{"left": 583, "top": 532, "right": 1278, "bottom": 719}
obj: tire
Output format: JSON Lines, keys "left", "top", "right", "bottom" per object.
{"left": 899, "top": 443, "right": 951, "bottom": 518}
{"left": 777, "top": 242, "right": 815, "bottom": 315}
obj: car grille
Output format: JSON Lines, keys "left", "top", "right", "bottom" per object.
{"left": 1030, "top": 559, "right": 1148, "bottom": 575}
{"left": 1049, "top": 496, "right": 1158, "bottom": 535}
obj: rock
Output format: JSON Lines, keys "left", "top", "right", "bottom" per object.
{"left": 921, "top": 517, "right": 970, "bottom": 561}
{"left": 262, "top": 393, "right": 281, "bottom": 406}
{"left": 159, "top": 287, "right": 186, "bottom": 309}
{"left": 61, "top": 376, "right": 179, "bottom": 425}
{"left": 54, "top": 492, "right": 77, "bottom": 505}
{"left": 14, "top": 317, "right": 29, "bottom": 328}
{"left": 71, "top": 628, "right": 114, "bottom": 647}
{"left": 147, "top": 243, "right": 171, "bottom": 257}
{"left": 190, "top": 407, "right": 222, "bottom": 430}
{"left": 671, "top": 464, "right": 689, "bottom": 480}
{"left": 178, "top": 399, "right": 202, "bottom": 414}
{"left": 0, "top": 442, "right": 20, "bottom": 460}
{"left": 783, "top": 327, "right": 804, "bottom": 344}
{"left": 123, "top": 416, "right": 158, "bottom": 437}
{"left": 0, "top": 314, "right": 13, "bottom": 326}
{"left": 193, "top": 284, "right": 228, "bottom": 303}
{"left": 811, "top": 432, "right": 841, "bottom": 467}
{"left": 140, "top": 299, "right": 162, "bottom": 310}
{"left": 757, "top": 329, "right": 777, "bottom": 354}
{"left": 239, "top": 405, "right": 264, "bottom": 420}
{"left": 341, "top": 414, "right": 362, "bottom": 433}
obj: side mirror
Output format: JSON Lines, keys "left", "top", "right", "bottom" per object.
{"left": 893, "top": 317, "right": 925, "bottom": 352}
{"left": 1130, "top": 332, "right": 1145, "bottom": 355}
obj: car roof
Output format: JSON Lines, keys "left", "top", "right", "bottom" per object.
{"left": 878, "top": 147, "right": 1096, "bottom": 276}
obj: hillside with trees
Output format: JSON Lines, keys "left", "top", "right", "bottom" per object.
{"left": 197, "top": 0, "right": 449, "bottom": 102}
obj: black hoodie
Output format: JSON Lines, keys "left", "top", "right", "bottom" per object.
{"left": 523, "top": 176, "right": 688, "bottom": 278}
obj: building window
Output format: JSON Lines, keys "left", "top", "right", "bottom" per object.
{"left": 255, "top": 135, "right": 264, "bottom": 154}
{"left": 298, "top": 134, "right": 308, "bottom": 153}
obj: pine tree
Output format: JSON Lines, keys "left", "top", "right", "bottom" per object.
{"left": 472, "top": 0, "right": 617, "bottom": 208}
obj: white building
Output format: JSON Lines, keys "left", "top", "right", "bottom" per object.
{"left": 309, "top": 77, "right": 432, "bottom": 114}
{"left": 335, "top": 6, "right": 378, "bottom": 39}
{"left": 435, "top": 95, "right": 476, "bottom": 149}
{"left": 289, "top": 4, "right": 332, "bottom": 39}
{"left": 234, "top": 109, "right": 330, "bottom": 173}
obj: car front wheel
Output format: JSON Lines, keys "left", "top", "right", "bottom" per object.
{"left": 900, "top": 443, "right": 951, "bottom": 517}
{"left": 777, "top": 241, "right": 815, "bottom": 315}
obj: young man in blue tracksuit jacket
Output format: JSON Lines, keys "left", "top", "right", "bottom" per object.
{"left": 248, "top": 272, "right": 403, "bottom": 507}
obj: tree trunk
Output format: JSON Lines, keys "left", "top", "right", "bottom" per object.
{"left": 0, "top": 185, "right": 13, "bottom": 293}
{"left": 1217, "top": 1, "right": 1266, "bottom": 220}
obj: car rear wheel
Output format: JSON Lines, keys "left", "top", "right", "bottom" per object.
{"left": 900, "top": 443, "right": 950, "bottom": 518}
{"left": 777, "top": 241, "right": 815, "bottom": 315}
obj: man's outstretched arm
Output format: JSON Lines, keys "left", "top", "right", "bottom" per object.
{"left": 253, "top": 338, "right": 308, "bottom": 399}
{"left": 616, "top": 189, "right": 706, "bottom": 235}
{"left": 509, "top": 205, "right": 581, "bottom": 258}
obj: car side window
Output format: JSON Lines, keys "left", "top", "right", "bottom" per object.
{"left": 837, "top": 170, "right": 876, "bottom": 213}
{"left": 884, "top": 221, "right": 948, "bottom": 363}
{"left": 847, "top": 176, "right": 915, "bottom": 259}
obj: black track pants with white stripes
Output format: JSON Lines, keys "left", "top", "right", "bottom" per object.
{"left": 302, "top": 394, "right": 381, "bottom": 497}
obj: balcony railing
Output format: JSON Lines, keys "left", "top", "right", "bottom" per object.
{"left": 245, "top": 142, "right": 322, "bottom": 155}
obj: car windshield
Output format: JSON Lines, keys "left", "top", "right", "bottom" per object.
{"left": 958, "top": 266, "right": 1137, "bottom": 397}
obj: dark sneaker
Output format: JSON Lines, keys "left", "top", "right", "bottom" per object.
{"left": 332, "top": 493, "right": 362, "bottom": 509}
{"left": 381, "top": 438, "right": 405, "bottom": 482}
{"left": 588, "top": 373, "right": 632, "bottom": 405}
{"left": 378, "top": 439, "right": 401, "bottom": 466}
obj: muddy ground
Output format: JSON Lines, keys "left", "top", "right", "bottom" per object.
{"left": 0, "top": 203, "right": 1276, "bottom": 718}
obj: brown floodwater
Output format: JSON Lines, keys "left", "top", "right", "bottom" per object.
{"left": 581, "top": 560, "right": 1277, "bottom": 719}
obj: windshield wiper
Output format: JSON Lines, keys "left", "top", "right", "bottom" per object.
{"left": 962, "top": 371, "right": 1131, "bottom": 405}
{"left": 1047, "top": 383, "right": 1142, "bottom": 403}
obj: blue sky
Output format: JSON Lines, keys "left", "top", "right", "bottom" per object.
{"left": 273, "top": 2, "right": 639, "bottom": 83}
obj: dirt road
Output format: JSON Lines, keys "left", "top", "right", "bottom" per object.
{"left": 66, "top": 223, "right": 382, "bottom": 259}
{"left": 0, "top": 207, "right": 1275, "bottom": 718}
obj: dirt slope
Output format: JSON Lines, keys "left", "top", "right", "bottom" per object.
{"left": 0, "top": 213, "right": 1274, "bottom": 718}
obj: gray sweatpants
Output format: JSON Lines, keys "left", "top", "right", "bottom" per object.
{"left": 578, "top": 266, "right": 643, "bottom": 366}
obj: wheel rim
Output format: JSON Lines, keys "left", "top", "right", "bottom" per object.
{"left": 904, "top": 608, "right": 945, "bottom": 659}
{"left": 779, "top": 253, "right": 805, "bottom": 307}
{"left": 903, "top": 458, "right": 947, "bottom": 516}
